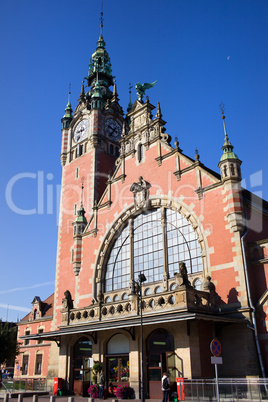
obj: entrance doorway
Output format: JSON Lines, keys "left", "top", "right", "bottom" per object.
{"left": 146, "top": 329, "right": 174, "bottom": 399}
{"left": 106, "top": 334, "right": 129, "bottom": 396}
{"left": 73, "top": 337, "right": 92, "bottom": 396}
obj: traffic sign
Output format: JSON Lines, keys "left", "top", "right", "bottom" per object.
{"left": 210, "top": 339, "right": 222, "bottom": 357}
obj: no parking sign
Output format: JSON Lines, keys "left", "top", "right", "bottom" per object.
{"left": 210, "top": 339, "right": 222, "bottom": 357}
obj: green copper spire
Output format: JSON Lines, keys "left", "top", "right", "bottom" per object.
{"left": 75, "top": 180, "right": 87, "bottom": 224}
{"left": 86, "top": 6, "right": 113, "bottom": 90}
{"left": 219, "top": 105, "right": 239, "bottom": 162}
{"left": 62, "top": 84, "right": 73, "bottom": 128}
{"left": 127, "top": 83, "right": 133, "bottom": 113}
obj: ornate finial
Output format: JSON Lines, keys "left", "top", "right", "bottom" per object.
{"left": 129, "top": 83, "right": 133, "bottom": 101}
{"left": 121, "top": 121, "right": 126, "bottom": 138}
{"left": 113, "top": 79, "right": 117, "bottom": 96}
{"left": 100, "top": 0, "right": 104, "bottom": 37}
{"left": 174, "top": 137, "right": 179, "bottom": 148}
{"left": 80, "top": 177, "right": 85, "bottom": 207}
{"left": 62, "top": 83, "right": 73, "bottom": 123}
{"left": 219, "top": 102, "right": 225, "bottom": 117}
{"left": 78, "top": 80, "right": 85, "bottom": 103}
{"left": 219, "top": 102, "right": 228, "bottom": 139}
{"left": 156, "top": 102, "right": 162, "bottom": 119}
{"left": 127, "top": 83, "right": 133, "bottom": 112}
{"left": 195, "top": 148, "right": 200, "bottom": 161}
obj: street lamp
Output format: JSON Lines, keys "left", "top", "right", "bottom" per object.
{"left": 138, "top": 272, "right": 147, "bottom": 402}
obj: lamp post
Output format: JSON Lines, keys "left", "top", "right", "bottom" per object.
{"left": 138, "top": 272, "right": 147, "bottom": 402}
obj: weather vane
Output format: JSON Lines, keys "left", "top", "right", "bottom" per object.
{"left": 219, "top": 102, "right": 225, "bottom": 116}
{"left": 100, "top": 0, "right": 104, "bottom": 35}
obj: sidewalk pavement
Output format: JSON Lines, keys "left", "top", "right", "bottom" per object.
{"left": 0, "top": 397, "right": 163, "bottom": 402}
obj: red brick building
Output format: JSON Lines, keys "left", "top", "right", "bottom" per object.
{"left": 18, "top": 18, "right": 268, "bottom": 398}
{"left": 16, "top": 295, "right": 53, "bottom": 379}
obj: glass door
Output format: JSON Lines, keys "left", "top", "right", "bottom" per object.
{"left": 148, "top": 353, "right": 167, "bottom": 398}
{"left": 146, "top": 329, "right": 174, "bottom": 399}
{"left": 73, "top": 338, "right": 92, "bottom": 396}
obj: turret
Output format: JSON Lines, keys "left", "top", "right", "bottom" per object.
{"left": 218, "top": 105, "right": 244, "bottom": 232}
{"left": 218, "top": 107, "right": 242, "bottom": 182}
{"left": 61, "top": 87, "right": 73, "bottom": 166}
{"left": 72, "top": 181, "right": 87, "bottom": 276}
{"left": 61, "top": 88, "right": 73, "bottom": 129}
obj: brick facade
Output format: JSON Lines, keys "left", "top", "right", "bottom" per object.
{"left": 17, "top": 24, "right": 268, "bottom": 397}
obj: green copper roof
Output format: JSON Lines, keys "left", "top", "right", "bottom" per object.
{"left": 63, "top": 90, "right": 73, "bottom": 119}
{"left": 220, "top": 114, "right": 239, "bottom": 162}
{"left": 87, "top": 34, "right": 113, "bottom": 84}
{"left": 91, "top": 73, "right": 103, "bottom": 99}
{"left": 75, "top": 182, "right": 87, "bottom": 224}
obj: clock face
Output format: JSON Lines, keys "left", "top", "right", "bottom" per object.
{"left": 105, "top": 118, "right": 122, "bottom": 140}
{"left": 74, "top": 119, "right": 89, "bottom": 142}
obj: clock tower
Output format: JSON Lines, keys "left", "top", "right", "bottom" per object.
{"left": 54, "top": 18, "right": 125, "bottom": 327}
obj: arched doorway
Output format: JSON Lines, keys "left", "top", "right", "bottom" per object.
{"left": 73, "top": 337, "right": 92, "bottom": 396}
{"left": 106, "top": 333, "right": 129, "bottom": 394}
{"left": 146, "top": 329, "right": 175, "bottom": 399}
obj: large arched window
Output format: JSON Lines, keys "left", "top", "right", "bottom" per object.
{"left": 105, "top": 208, "right": 202, "bottom": 292}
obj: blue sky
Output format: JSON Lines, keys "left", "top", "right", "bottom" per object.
{"left": 1, "top": 0, "right": 267, "bottom": 322}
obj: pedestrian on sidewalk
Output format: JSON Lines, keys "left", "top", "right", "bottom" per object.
{"left": 99, "top": 369, "right": 105, "bottom": 399}
{"left": 161, "top": 372, "right": 170, "bottom": 402}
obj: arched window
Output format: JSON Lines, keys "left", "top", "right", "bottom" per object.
{"left": 104, "top": 208, "right": 202, "bottom": 292}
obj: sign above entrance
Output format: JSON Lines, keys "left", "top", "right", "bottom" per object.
{"left": 210, "top": 339, "right": 222, "bottom": 357}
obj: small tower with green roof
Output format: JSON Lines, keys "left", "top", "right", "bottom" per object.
{"left": 218, "top": 105, "right": 244, "bottom": 232}
{"left": 72, "top": 180, "right": 87, "bottom": 276}
{"left": 218, "top": 105, "right": 242, "bottom": 183}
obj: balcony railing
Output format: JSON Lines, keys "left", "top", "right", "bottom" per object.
{"left": 61, "top": 284, "right": 215, "bottom": 326}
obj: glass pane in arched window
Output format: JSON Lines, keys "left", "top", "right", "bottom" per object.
{"left": 133, "top": 209, "right": 163, "bottom": 283}
{"left": 166, "top": 209, "right": 202, "bottom": 276}
{"left": 105, "top": 226, "right": 130, "bottom": 292}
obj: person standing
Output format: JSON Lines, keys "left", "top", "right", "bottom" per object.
{"left": 99, "top": 369, "right": 105, "bottom": 399}
{"left": 161, "top": 372, "right": 170, "bottom": 402}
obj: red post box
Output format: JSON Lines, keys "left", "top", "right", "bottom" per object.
{"left": 176, "top": 378, "right": 185, "bottom": 401}
{"left": 53, "top": 377, "right": 63, "bottom": 395}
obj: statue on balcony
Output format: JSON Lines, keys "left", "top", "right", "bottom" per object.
{"left": 203, "top": 276, "right": 215, "bottom": 293}
{"left": 62, "top": 290, "right": 74, "bottom": 310}
{"left": 174, "top": 262, "right": 191, "bottom": 287}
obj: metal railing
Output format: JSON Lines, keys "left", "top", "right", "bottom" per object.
{"left": 176, "top": 378, "right": 268, "bottom": 401}
{"left": 0, "top": 378, "right": 47, "bottom": 394}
